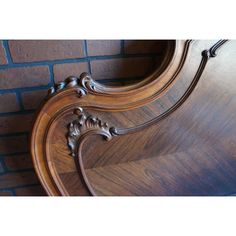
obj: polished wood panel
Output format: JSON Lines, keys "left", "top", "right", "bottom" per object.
{"left": 85, "top": 146, "right": 236, "bottom": 196}
{"left": 31, "top": 40, "right": 236, "bottom": 196}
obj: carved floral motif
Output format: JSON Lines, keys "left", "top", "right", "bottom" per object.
{"left": 47, "top": 73, "right": 98, "bottom": 97}
{"left": 67, "top": 107, "right": 114, "bottom": 157}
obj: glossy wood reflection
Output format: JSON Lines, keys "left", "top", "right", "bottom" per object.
{"left": 31, "top": 40, "right": 236, "bottom": 196}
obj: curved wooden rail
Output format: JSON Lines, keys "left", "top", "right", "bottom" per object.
{"left": 31, "top": 40, "right": 236, "bottom": 196}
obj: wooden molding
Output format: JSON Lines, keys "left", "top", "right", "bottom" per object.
{"left": 31, "top": 40, "right": 236, "bottom": 196}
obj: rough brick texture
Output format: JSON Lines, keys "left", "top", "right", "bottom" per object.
{"left": 0, "top": 40, "right": 164, "bottom": 196}
{"left": 4, "top": 154, "right": 33, "bottom": 171}
{"left": 0, "top": 171, "right": 39, "bottom": 189}
{"left": 124, "top": 40, "right": 167, "bottom": 54}
{"left": 91, "top": 57, "right": 155, "bottom": 80}
{"left": 15, "top": 185, "right": 46, "bottom": 196}
{"left": 9, "top": 40, "right": 85, "bottom": 62}
{"left": 22, "top": 89, "right": 48, "bottom": 110}
{"left": 0, "top": 93, "right": 19, "bottom": 113}
{"left": 0, "top": 114, "right": 33, "bottom": 134}
{"left": 0, "top": 66, "right": 50, "bottom": 90}
{"left": 53, "top": 62, "right": 89, "bottom": 83}
{"left": 0, "top": 136, "right": 29, "bottom": 155}
{"left": 0, "top": 41, "right": 7, "bottom": 65}
{"left": 87, "top": 40, "right": 121, "bottom": 56}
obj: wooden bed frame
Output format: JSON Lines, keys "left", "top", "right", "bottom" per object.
{"left": 30, "top": 40, "right": 236, "bottom": 196}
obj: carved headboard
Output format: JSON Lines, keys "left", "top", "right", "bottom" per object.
{"left": 30, "top": 40, "right": 236, "bottom": 196}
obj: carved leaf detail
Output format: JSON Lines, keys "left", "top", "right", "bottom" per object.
{"left": 48, "top": 76, "right": 87, "bottom": 97}
{"left": 67, "top": 107, "right": 114, "bottom": 157}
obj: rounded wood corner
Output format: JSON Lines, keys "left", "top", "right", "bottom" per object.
{"left": 31, "top": 40, "right": 234, "bottom": 196}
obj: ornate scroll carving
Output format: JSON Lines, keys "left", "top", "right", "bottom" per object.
{"left": 67, "top": 107, "right": 115, "bottom": 157}
{"left": 46, "top": 41, "right": 177, "bottom": 97}
{"left": 66, "top": 40, "right": 229, "bottom": 154}
{"left": 47, "top": 71, "right": 112, "bottom": 97}
{"left": 48, "top": 75, "right": 88, "bottom": 97}
{"left": 79, "top": 72, "right": 99, "bottom": 93}
{"left": 31, "top": 40, "right": 233, "bottom": 196}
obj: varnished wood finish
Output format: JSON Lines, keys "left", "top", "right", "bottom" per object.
{"left": 31, "top": 40, "right": 236, "bottom": 196}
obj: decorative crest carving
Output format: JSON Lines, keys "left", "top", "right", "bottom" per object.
{"left": 67, "top": 107, "right": 115, "bottom": 157}
{"left": 48, "top": 76, "right": 87, "bottom": 97}
{"left": 79, "top": 72, "right": 99, "bottom": 92}
{"left": 47, "top": 72, "right": 99, "bottom": 98}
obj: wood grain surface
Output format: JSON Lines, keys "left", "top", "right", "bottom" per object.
{"left": 31, "top": 40, "right": 236, "bottom": 196}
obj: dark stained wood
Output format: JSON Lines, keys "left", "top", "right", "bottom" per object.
{"left": 85, "top": 147, "right": 236, "bottom": 196}
{"left": 31, "top": 40, "right": 236, "bottom": 196}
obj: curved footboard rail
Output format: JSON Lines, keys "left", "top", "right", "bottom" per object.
{"left": 31, "top": 40, "right": 236, "bottom": 196}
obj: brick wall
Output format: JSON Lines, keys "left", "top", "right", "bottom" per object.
{"left": 0, "top": 40, "right": 165, "bottom": 196}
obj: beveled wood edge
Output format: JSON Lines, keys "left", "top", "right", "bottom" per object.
{"left": 114, "top": 40, "right": 229, "bottom": 135}
{"left": 74, "top": 40, "right": 229, "bottom": 195}
{"left": 39, "top": 40, "right": 194, "bottom": 117}
{"left": 48, "top": 40, "right": 178, "bottom": 96}
{"left": 31, "top": 40, "right": 228, "bottom": 196}
{"left": 47, "top": 40, "right": 190, "bottom": 99}
{"left": 31, "top": 112, "right": 61, "bottom": 196}
{"left": 76, "top": 40, "right": 178, "bottom": 94}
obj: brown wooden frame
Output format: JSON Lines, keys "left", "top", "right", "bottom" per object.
{"left": 31, "top": 40, "right": 236, "bottom": 196}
